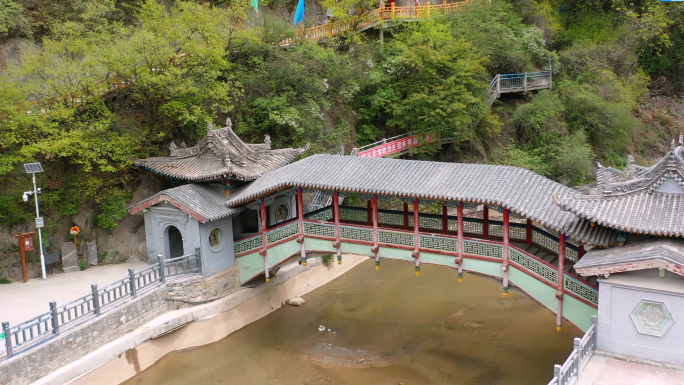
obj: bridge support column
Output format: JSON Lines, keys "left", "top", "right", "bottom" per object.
{"left": 483, "top": 205, "right": 489, "bottom": 239}
{"left": 526, "top": 219, "right": 533, "bottom": 244}
{"left": 557, "top": 233, "right": 566, "bottom": 331}
{"left": 413, "top": 198, "right": 420, "bottom": 276}
{"left": 502, "top": 209, "right": 510, "bottom": 296}
{"left": 367, "top": 200, "right": 372, "bottom": 225}
{"left": 372, "top": 195, "right": 380, "bottom": 270}
{"left": 297, "top": 187, "right": 306, "bottom": 266}
{"left": 259, "top": 199, "right": 270, "bottom": 282}
{"left": 333, "top": 191, "right": 342, "bottom": 264}
{"left": 457, "top": 202, "right": 464, "bottom": 282}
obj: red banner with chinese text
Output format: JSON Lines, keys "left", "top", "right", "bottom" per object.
{"left": 357, "top": 134, "right": 435, "bottom": 158}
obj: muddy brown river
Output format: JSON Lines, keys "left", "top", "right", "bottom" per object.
{"left": 125, "top": 259, "right": 581, "bottom": 385}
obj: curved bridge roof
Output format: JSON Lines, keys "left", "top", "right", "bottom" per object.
{"left": 560, "top": 143, "right": 684, "bottom": 237}
{"left": 226, "top": 154, "right": 616, "bottom": 247}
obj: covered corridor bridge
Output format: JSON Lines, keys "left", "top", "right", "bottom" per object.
{"left": 227, "top": 155, "right": 608, "bottom": 331}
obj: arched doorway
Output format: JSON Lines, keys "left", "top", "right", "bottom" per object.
{"left": 164, "top": 225, "right": 184, "bottom": 258}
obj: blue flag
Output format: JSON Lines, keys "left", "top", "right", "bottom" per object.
{"left": 294, "top": 0, "right": 305, "bottom": 25}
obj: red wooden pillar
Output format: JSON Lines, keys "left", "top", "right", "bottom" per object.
{"left": 259, "top": 199, "right": 269, "bottom": 282}
{"left": 297, "top": 188, "right": 307, "bottom": 266}
{"left": 333, "top": 191, "right": 342, "bottom": 264}
{"left": 367, "top": 200, "right": 372, "bottom": 225}
{"left": 482, "top": 205, "right": 489, "bottom": 239}
{"left": 372, "top": 195, "right": 380, "bottom": 270}
{"left": 502, "top": 208, "right": 510, "bottom": 296}
{"left": 526, "top": 218, "right": 533, "bottom": 244}
{"left": 556, "top": 233, "right": 566, "bottom": 331}
{"left": 442, "top": 205, "right": 448, "bottom": 234}
{"left": 413, "top": 198, "right": 420, "bottom": 275}
{"left": 578, "top": 244, "right": 585, "bottom": 260}
{"left": 456, "top": 202, "right": 464, "bottom": 282}
{"left": 403, "top": 202, "right": 409, "bottom": 230}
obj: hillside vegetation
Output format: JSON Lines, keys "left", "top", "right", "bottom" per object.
{"left": 0, "top": 0, "right": 681, "bottom": 241}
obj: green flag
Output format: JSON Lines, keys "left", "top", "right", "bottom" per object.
{"left": 252, "top": 0, "right": 258, "bottom": 14}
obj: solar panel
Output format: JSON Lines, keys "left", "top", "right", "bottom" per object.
{"left": 24, "top": 162, "right": 43, "bottom": 174}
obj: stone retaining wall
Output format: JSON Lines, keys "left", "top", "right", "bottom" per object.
{"left": 0, "top": 287, "right": 168, "bottom": 385}
{"left": 166, "top": 266, "right": 240, "bottom": 307}
{"left": 0, "top": 266, "right": 242, "bottom": 385}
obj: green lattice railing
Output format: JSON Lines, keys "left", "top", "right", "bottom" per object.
{"left": 234, "top": 234, "right": 262, "bottom": 255}
{"left": 564, "top": 273, "right": 598, "bottom": 305}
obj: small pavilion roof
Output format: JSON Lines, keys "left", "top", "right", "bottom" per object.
{"left": 134, "top": 122, "right": 309, "bottom": 182}
{"left": 226, "top": 154, "right": 616, "bottom": 247}
{"left": 574, "top": 239, "right": 684, "bottom": 277}
{"left": 559, "top": 138, "right": 684, "bottom": 237}
{"left": 128, "top": 184, "right": 240, "bottom": 223}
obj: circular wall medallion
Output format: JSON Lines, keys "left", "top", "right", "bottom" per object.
{"left": 209, "top": 228, "right": 222, "bottom": 249}
{"left": 275, "top": 203, "right": 290, "bottom": 223}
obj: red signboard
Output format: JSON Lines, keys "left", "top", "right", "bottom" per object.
{"left": 357, "top": 134, "right": 434, "bottom": 158}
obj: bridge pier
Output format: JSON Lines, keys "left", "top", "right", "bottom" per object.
{"left": 333, "top": 191, "right": 342, "bottom": 264}
{"left": 413, "top": 198, "right": 420, "bottom": 275}
{"left": 297, "top": 188, "right": 307, "bottom": 266}
{"left": 502, "top": 209, "right": 510, "bottom": 296}
{"left": 260, "top": 199, "right": 270, "bottom": 282}
{"left": 372, "top": 195, "right": 380, "bottom": 270}
{"left": 557, "top": 234, "right": 566, "bottom": 331}
{"left": 457, "top": 202, "right": 464, "bottom": 282}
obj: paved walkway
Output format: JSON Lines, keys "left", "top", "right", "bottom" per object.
{"left": 0, "top": 262, "right": 149, "bottom": 326}
{"left": 577, "top": 355, "right": 684, "bottom": 385}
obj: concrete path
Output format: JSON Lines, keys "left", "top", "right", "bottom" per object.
{"left": 577, "top": 355, "right": 684, "bottom": 385}
{"left": 0, "top": 262, "right": 149, "bottom": 326}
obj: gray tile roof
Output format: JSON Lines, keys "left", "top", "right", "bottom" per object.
{"left": 128, "top": 184, "right": 240, "bottom": 223}
{"left": 135, "top": 124, "right": 308, "bottom": 182}
{"left": 561, "top": 143, "right": 684, "bottom": 237}
{"left": 574, "top": 239, "right": 684, "bottom": 272}
{"left": 226, "top": 154, "right": 616, "bottom": 246}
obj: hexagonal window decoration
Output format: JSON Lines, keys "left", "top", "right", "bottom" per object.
{"left": 630, "top": 300, "right": 675, "bottom": 337}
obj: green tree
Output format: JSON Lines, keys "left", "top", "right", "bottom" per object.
{"left": 363, "top": 21, "right": 496, "bottom": 146}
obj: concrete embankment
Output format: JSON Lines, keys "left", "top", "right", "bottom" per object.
{"left": 32, "top": 254, "right": 367, "bottom": 385}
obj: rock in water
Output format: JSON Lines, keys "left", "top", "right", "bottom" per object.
{"left": 288, "top": 297, "right": 305, "bottom": 306}
{"left": 87, "top": 240, "right": 98, "bottom": 266}
{"left": 318, "top": 325, "right": 326, "bottom": 332}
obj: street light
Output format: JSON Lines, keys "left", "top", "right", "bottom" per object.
{"left": 23, "top": 162, "right": 46, "bottom": 280}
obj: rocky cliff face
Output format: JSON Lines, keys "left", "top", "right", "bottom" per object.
{"left": 0, "top": 175, "right": 164, "bottom": 282}
{"left": 0, "top": 38, "right": 35, "bottom": 70}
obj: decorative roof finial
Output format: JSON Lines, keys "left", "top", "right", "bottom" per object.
{"left": 264, "top": 134, "right": 271, "bottom": 146}
{"left": 226, "top": 117, "right": 232, "bottom": 130}
{"left": 180, "top": 141, "right": 187, "bottom": 148}
{"left": 672, "top": 139, "right": 676, "bottom": 150}
{"left": 170, "top": 142, "right": 177, "bottom": 151}
{"left": 679, "top": 134, "right": 683, "bottom": 147}
{"left": 208, "top": 122, "right": 214, "bottom": 132}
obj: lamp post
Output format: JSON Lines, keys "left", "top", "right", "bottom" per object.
{"left": 23, "top": 162, "right": 46, "bottom": 280}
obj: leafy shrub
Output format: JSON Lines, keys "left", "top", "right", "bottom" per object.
{"left": 78, "top": 260, "right": 87, "bottom": 271}
{"left": 321, "top": 254, "right": 334, "bottom": 266}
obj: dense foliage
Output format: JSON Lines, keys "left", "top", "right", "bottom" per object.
{"left": 0, "top": 0, "right": 681, "bottom": 233}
